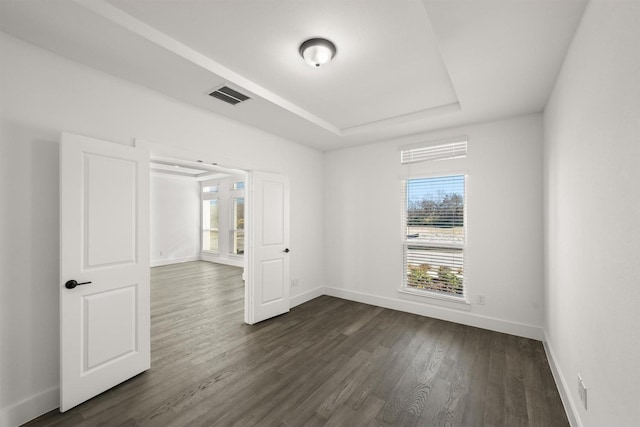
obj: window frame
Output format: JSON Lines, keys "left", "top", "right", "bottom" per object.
{"left": 201, "top": 185, "right": 220, "bottom": 254}
{"left": 400, "top": 136, "right": 468, "bottom": 164}
{"left": 399, "top": 172, "right": 470, "bottom": 305}
{"left": 200, "top": 178, "right": 245, "bottom": 258}
{"left": 228, "top": 184, "right": 245, "bottom": 257}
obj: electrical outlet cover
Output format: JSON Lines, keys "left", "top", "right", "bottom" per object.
{"left": 577, "top": 374, "right": 587, "bottom": 410}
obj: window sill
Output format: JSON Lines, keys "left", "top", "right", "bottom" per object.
{"left": 398, "top": 287, "right": 470, "bottom": 310}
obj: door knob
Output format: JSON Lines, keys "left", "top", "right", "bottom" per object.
{"left": 65, "top": 280, "right": 92, "bottom": 289}
{"left": 283, "top": 248, "right": 290, "bottom": 253}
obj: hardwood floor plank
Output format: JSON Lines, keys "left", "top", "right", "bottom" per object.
{"left": 504, "top": 335, "right": 530, "bottom": 422}
{"left": 460, "top": 329, "right": 491, "bottom": 427}
{"left": 324, "top": 394, "right": 385, "bottom": 427}
{"left": 280, "top": 349, "right": 371, "bottom": 426}
{"left": 377, "top": 327, "right": 453, "bottom": 425}
{"left": 346, "top": 319, "right": 419, "bottom": 411}
{"left": 371, "top": 317, "right": 431, "bottom": 403}
{"left": 342, "top": 306, "right": 385, "bottom": 336}
{"left": 414, "top": 377, "right": 452, "bottom": 426}
{"left": 315, "top": 345, "right": 390, "bottom": 420}
{"left": 484, "top": 381, "right": 505, "bottom": 427}
{"left": 232, "top": 353, "right": 351, "bottom": 427}
{"left": 22, "top": 261, "right": 569, "bottom": 427}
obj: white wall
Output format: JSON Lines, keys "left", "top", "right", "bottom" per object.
{"left": 543, "top": 1, "right": 640, "bottom": 426}
{"left": 0, "top": 117, "right": 61, "bottom": 427}
{"left": 150, "top": 174, "right": 200, "bottom": 267}
{"left": 324, "top": 113, "right": 544, "bottom": 339}
{"left": 0, "top": 32, "right": 324, "bottom": 426}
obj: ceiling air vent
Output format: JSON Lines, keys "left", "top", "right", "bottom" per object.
{"left": 208, "top": 86, "right": 251, "bottom": 106}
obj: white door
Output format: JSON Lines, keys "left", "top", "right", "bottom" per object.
{"left": 245, "top": 171, "right": 290, "bottom": 324}
{"left": 59, "top": 133, "right": 150, "bottom": 412}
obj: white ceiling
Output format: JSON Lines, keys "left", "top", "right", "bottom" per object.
{"left": 150, "top": 156, "right": 237, "bottom": 181}
{"left": 0, "top": 0, "right": 587, "bottom": 151}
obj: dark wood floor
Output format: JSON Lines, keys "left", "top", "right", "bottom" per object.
{"left": 25, "top": 261, "right": 568, "bottom": 427}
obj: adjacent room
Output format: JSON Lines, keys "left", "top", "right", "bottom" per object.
{"left": 0, "top": 1, "right": 638, "bottom": 426}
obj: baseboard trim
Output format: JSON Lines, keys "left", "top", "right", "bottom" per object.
{"left": 290, "top": 286, "right": 325, "bottom": 309}
{"left": 324, "top": 287, "right": 543, "bottom": 340}
{"left": 0, "top": 386, "right": 59, "bottom": 427}
{"left": 150, "top": 256, "right": 200, "bottom": 267}
{"left": 542, "top": 331, "right": 582, "bottom": 427}
{"left": 199, "top": 253, "right": 244, "bottom": 267}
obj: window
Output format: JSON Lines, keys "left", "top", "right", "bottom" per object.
{"left": 231, "top": 197, "right": 244, "bottom": 255}
{"left": 202, "top": 199, "right": 219, "bottom": 252}
{"left": 402, "top": 175, "right": 465, "bottom": 297}
{"left": 400, "top": 137, "right": 467, "bottom": 164}
{"left": 201, "top": 178, "right": 244, "bottom": 258}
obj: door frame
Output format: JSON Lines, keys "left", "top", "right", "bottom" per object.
{"left": 137, "top": 139, "right": 285, "bottom": 325}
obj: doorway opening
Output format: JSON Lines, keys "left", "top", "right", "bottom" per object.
{"left": 142, "top": 140, "right": 292, "bottom": 325}
{"left": 149, "top": 155, "right": 249, "bottom": 318}
{"left": 59, "top": 134, "right": 290, "bottom": 411}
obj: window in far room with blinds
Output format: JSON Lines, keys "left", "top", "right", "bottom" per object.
{"left": 230, "top": 182, "right": 245, "bottom": 255}
{"left": 202, "top": 185, "right": 219, "bottom": 252}
{"left": 402, "top": 174, "right": 466, "bottom": 298}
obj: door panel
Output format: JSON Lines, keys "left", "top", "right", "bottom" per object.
{"left": 84, "top": 285, "right": 138, "bottom": 370}
{"left": 246, "top": 172, "right": 290, "bottom": 324}
{"left": 84, "top": 154, "right": 138, "bottom": 267}
{"left": 261, "top": 259, "right": 285, "bottom": 303}
{"left": 60, "top": 132, "right": 149, "bottom": 412}
{"left": 261, "top": 180, "right": 285, "bottom": 245}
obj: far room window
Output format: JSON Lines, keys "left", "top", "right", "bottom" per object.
{"left": 202, "top": 197, "right": 219, "bottom": 252}
{"left": 201, "top": 178, "right": 245, "bottom": 258}
{"left": 202, "top": 184, "right": 219, "bottom": 193}
{"left": 229, "top": 186, "right": 244, "bottom": 255}
{"left": 402, "top": 175, "right": 466, "bottom": 297}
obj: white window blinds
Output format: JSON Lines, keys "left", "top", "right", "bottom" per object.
{"left": 403, "top": 175, "right": 465, "bottom": 296}
{"left": 400, "top": 137, "right": 467, "bottom": 164}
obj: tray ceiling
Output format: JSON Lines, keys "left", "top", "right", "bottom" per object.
{"left": 0, "top": 0, "right": 587, "bottom": 150}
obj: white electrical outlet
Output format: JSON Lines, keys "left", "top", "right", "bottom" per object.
{"left": 477, "top": 294, "right": 486, "bottom": 305}
{"left": 291, "top": 279, "right": 299, "bottom": 288}
{"left": 578, "top": 374, "right": 587, "bottom": 410}
{"left": 159, "top": 250, "right": 164, "bottom": 256}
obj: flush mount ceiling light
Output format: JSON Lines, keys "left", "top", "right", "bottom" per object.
{"left": 299, "top": 38, "right": 337, "bottom": 68}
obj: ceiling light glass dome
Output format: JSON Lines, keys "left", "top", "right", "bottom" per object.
{"left": 299, "top": 38, "right": 337, "bottom": 68}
